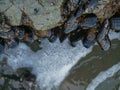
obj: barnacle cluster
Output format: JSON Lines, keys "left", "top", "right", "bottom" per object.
{"left": 0, "top": 0, "right": 120, "bottom": 54}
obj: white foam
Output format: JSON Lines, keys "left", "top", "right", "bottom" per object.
{"left": 86, "top": 63, "right": 120, "bottom": 90}
{"left": 109, "top": 31, "right": 120, "bottom": 40}
{"left": 1, "top": 39, "right": 92, "bottom": 90}
{"left": 1, "top": 31, "right": 120, "bottom": 90}
{"left": 86, "top": 31, "right": 120, "bottom": 90}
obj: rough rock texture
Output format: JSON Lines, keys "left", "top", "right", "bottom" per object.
{"left": 94, "top": 0, "right": 120, "bottom": 19}
{"left": 84, "top": 0, "right": 120, "bottom": 19}
{"left": 0, "top": 59, "right": 38, "bottom": 90}
{"left": 0, "top": 0, "right": 64, "bottom": 31}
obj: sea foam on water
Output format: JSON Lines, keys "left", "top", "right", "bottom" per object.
{"left": 2, "top": 39, "right": 92, "bottom": 90}
{"left": 0, "top": 31, "right": 119, "bottom": 90}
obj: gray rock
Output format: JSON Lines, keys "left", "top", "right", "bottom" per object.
{"left": 0, "top": 0, "right": 12, "bottom": 12}
{"left": 84, "top": 0, "right": 120, "bottom": 19}
{"left": 0, "top": 59, "right": 38, "bottom": 90}
{"left": 94, "top": 0, "right": 120, "bottom": 19}
{"left": 0, "top": 0, "right": 64, "bottom": 30}
{"left": 4, "top": 5, "right": 22, "bottom": 26}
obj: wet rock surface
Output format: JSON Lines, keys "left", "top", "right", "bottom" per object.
{"left": 0, "top": 0, "right": 120, "bottom": 53}
{"left": 0, "top": 0, "right": 64, "bottom": 30}
{"left": 0, "top": 59, "right": 38, "bottom": 90}
{"left": 94, "top": 0, "right": 120, "bottom": 19}
{"left": 83, "top": 0, "right": 120, "bottom": 18}
{"left": 0, "top": 0, "right": 120, "bottom": 31}
{"left": 0, "top": 0, "right": 120, "bottom": 90}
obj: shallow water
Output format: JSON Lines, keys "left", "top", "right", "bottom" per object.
{"left": 59, "top": 39, "right": 120, "bottom": 90}
{"left": 0, "top": 37, "right": 93, "bottom": 90}
{"left": 0, "top": 31, "right": 119, "bottom": 90}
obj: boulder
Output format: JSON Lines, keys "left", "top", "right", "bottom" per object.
{"left": 0, "top": 0, "right": 64, "bottom": 31}
{"left": 84, "top": 0, "right": 120, "bottom": 19}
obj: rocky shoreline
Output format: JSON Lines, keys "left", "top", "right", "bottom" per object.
{"left": 0, "top": 0, "right": 119, "bottom": 53}
{"left": 0, "top": 0, "right": 120, "bottom": 90}
{"left": 0, "top": 59, "right": 39, "bottom": 90}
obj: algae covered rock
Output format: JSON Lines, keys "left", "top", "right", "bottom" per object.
{"left": 0, "top": 0, "right": 64, "bottom": 31}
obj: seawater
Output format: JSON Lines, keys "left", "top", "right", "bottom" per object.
{"left": 0, "top": 31, "right": 120, "bottom": 90}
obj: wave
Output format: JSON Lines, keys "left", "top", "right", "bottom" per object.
{"left": 86, "top": 63, "right": 120, "bottom": 90}
{"left": 1, "top": 39, "right": 92, "bottom": 90}
{"left": 0, "top": 31, "right": 119, "bottom": 90}
{"left": 86, "top": 31, "right": 120, "bottom": 90}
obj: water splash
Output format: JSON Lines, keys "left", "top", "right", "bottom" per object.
{"left": 86, "top": 63, "right": 120, "bottom": 90}
{"left": 86, "top": 31, "right": 120, "bottom": 90}
{"left": 0, "top": 31, "right": 119, "bottom": 90}
{"left": 1, "top": 39, "right": 92, "bottom": 90}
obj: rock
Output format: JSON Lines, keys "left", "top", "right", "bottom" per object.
{"left": 4, "top": 5, "right": 22, "bottom": 26}
{"left": 0, "top": 0, "right": 12, "bottom": 12}
{"left": 94, "top": 0, "right": 120, "bottom": 19}
{"left": 0, "top": 59, "right": 37, "bottom": 90}
{"left": 0, "top": 0, "right": 64, "bottom": 31}
{"left": 84, "top": 0, "right": 120, "bottom": 19}
{"left": 25, "top": 40, "right": 42, "bottom": 52}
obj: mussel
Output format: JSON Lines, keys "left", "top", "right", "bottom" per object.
{"left": 23, "top": 33, "right": 34, "bottom": 43}
{"left": 0, "top": 13, "right": 7, "bottom": 26}
{"left": 5, "top": 38, "right": 19, "bottom": 49}
{"left": 78, "top": 13, "right": 98, "bottom": 29}
{"left": 21, "top": 12, "right": 31, "bottom": 26}
{"left": 97, "top": 20, "right": 111, "bottom": 51}
{"left": 84, "top": 0, "right": 98, "bottom": 13}
{"left": 67, "top": 0, "right": 80, "bottom": 12}
{"left": 64, "top": 15, "right": 79, "bottom": 34}
{"left": 0, "top": 29, "right": 15, "bottom": 39}
{"left": 48, "top": 34, "right": 57, "bottom": 43}
{"left": 0, "top": 38, "right": 5, "bottom": 55}
{"left": 17, "top": 27, "right": 25, "bottom": 40}
{"left": 0, "top": 24, "right": 11, "bottom": 34}
{"left": 82, "top": 28, "right": 97, "bottom": 48}
{"left": 0, "top": 24, "right": 13, "bottom": 39}
{"left": 12, "top": 26, "right": 24, "bottom": 39}
{"left": 68, "top": 27, "right": 85, "bottom": 47}
{"left": 110, "top": 14, "right": 120, "bottom": 32}
{"left": 0, "top": 31, "right": 8, "bottom": 39}
{"left": 97, "top": 20, "right": 110, "bottom": 42}
{"left": 64, "top": 3, "right": 83, "bottom": 34}
{"left": 8, "top": 30, "right": 15, "bottom": 39}
{"left": 97, "top": 36, "right": 111, "bottom": 51}
{"left": 58, "top": 30, "right": 68, "bottom": 43}
{"left": 21, "top": 26, "right": 34, "bottom": 43}
{"left": 48, "top": 27, "right": 58, "bottom": 43}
